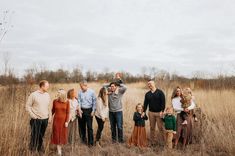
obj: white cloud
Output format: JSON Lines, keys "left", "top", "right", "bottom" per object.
{"left": 0, "top": 0, "right": 235, "bottom": 77}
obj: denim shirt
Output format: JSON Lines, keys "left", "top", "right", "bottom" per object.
{"left": 78, "top": 88, "right": 97, "bottom": 112}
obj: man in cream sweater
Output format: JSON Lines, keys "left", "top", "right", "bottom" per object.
{"left": 26, "top": 80, "right": 51, "bottom": 153}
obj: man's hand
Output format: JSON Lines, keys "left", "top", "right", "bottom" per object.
{"left": 48, "top": 116, "right": 52, "bottom": 124}
{"left": 102, "top": 118, "right": 106, "bottom": 122}
{"left": 173, "top": 131, "right": 176, "bottom": 134}
{"left": 141, "top": 112, "right": 145, "bottom": 118}
{"left": 184, "top": 108, "right": 189, "bottom": 112}
{"left": 160, "top": 111, "right": 163, "bottom": 117}
{"left": 91, "top": 111, "right": 95, "bottom": 117}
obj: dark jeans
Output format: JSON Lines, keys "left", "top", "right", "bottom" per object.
{"left": 109, "top": 111, "right": 123, "bottom": 143}
{"left": 29, "top": 118, "right": 48, "bottom": 152}
{"left": 78, "top": 108, "right": 94, "bottom": 146}
{"left": 180, "top": 111, "right": 188, "bottom": 121}
{"left": 95, "top": 116, "right": 105, "bottom": 141}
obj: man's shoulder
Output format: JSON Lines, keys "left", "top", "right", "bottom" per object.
{"left": 145, "top": 90, "right": 151, "bottom": 95}
{"left": 166, "top": 115, "right": 176, "bottom": 119}
{"left": 30, "top": 90, "right": 39, "bottom": 96}
{"left": 88, "top": 88, "right": 95, "bottom": 94}
{"left": 156, "top": 89, "right": 164, "bottom": 94}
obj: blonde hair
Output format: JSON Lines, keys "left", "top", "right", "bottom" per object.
{"left": 57, "top": 89, "right": 67, "bottom": 103}
{"left": 136, "top": 103, "right": 144, "bottom": 112}
{"left": 165, "top": 106, "right": 173, "bottom": 112}
{"left": 67, "top": 88, "right": 75, "bottom": 99}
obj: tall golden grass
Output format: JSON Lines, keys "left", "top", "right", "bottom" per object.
{"left": 0, "top": 83, "right": 234, "bottom": 156}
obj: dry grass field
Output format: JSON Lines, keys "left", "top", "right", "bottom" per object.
{"left": 0, "top": 82, "right": 235, "bottom": 156}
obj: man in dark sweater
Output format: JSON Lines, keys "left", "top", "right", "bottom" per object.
{"left": 142, "top": 80, "right": 165, "bottom": 146}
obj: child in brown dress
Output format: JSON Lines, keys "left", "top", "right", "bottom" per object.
{"left": 128, "top": 103, "right": 148, "bottom": 148}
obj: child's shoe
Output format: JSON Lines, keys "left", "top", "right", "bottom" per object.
{"left": 182, "top": 120, "right": 187, "bottom": 125}
{"left": 96, "top": 141, "right": 102, "bottom": 148}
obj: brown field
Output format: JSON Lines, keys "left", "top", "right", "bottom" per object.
{"left": 0, "top": 83, "right": 235, "bottom": 156}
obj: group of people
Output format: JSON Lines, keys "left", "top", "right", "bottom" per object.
{"left": 25, "top": 73, "right": 197, "bottom": 155}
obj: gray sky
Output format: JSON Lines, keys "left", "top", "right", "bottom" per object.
{"left": 0, "top": 0, "right": 235, "bottom": 77}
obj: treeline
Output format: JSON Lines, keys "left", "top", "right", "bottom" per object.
{"left": 0, "top": 67, "right": 234, "bottom": 90}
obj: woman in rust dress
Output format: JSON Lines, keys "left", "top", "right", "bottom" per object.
{"left": 51, "top": 89, "right": 70, "bottom": 155}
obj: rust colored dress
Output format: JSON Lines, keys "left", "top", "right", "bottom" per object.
{"left": 51, "top": 99, "right": 70, "bottom": 145}
{"left": 128, "top": 112, "right": 148, "bottom": 148}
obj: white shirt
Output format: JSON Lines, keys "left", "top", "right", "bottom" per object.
{"left": 69, "top": 99, "right": 79, "bottom": 121}
{"left": 95, "top": 97, "right": 109, "bottom": 119}
{"left": 172, "top": 96, "right": 195, "bottom": 114}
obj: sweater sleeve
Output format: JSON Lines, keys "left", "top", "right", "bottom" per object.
{"left": 52, "top": 100, "right": 56, "bottom": 116}
{"left": 143, "top": 93, "right": 148, "bottom": 112}
{"left": 66, "top": 101, "right": 70, "bottom": 122}
{"left": 173, "top": 116, "right": 176, "bottom": 131}
{"left": 160, "top": 91, "right": 166, "bottom": 112}
{"left": 143, "top": 114, "right": 148, "bottom": 120}
{"left": 118, "top": 84, "right": 127, "bottom": 94}
{"left": 188, "top": 100, "right": 196, "bottom": 110}
{"left": 100, "top": 104, "right": 109, "bottom": 119}
{"left": 103, "top": 83, "right": 111, "bottom": 92}
{"left": 48, "top": 95, "right": 52, "bottom": 119}
{"left": 25, "top": 94, "right": 38, "bottom": 119}
{"left": 91, "top": 91, "right": 97, "bottom": 112}
{"left": 133, "top": 112, "right": 141, "bottom": 121}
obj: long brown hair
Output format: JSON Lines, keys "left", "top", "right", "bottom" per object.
{"left": 67, "top": 89, "right": 75, "bottom": 99}
{"left": 98, "top": 87, "right": 108, "bottom": 106}
{"left": 171, "top": 86, "right": 182, "bottom": 100}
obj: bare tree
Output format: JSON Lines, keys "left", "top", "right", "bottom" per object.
{"left": 2, "top": 51, "right": 11, "bottom": 76}
{"left": 0, "top": 10, "right": 14, "bottom": 44}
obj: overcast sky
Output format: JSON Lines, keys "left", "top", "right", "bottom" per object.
{"left": 0, "top": 0, "right": 235, "bottom": 77}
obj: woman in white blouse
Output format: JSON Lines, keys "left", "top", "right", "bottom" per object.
{"left": 67, "top": 89, "right": 81, "bottom": 144}
{"left": 95, "top": 87, "right": 109, "bottom": 147}
{"left": 171, "top": 86, "right": 195, "bottom": 148}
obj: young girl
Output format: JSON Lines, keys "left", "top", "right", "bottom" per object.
{"left": 185, "top": 88, "right": 198, "bottom": 122}
{"left": 67, "top": 89, "right": 82, "bottom": 144}
{"left": 162, "top": 107, "right": 176, "bottom": 149}
{"left": 128, "top": 103, "right": 148, "bottom": 148}
{"left": 180, "top": 88, "right": 197, "bottom": 125}
{"left": 180, "top": 91, "right": 192, "bottom": 125}
{"left": 95, "top": 87, "right": 109, "bottom": 147}
{"left": 51, "top": 89, "right": 70, "bottom": 155}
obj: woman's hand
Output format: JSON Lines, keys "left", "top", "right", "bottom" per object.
{"left": 65, "top": 122, "right": 69, "bottom": 127}
{"left": 77, "top": 109, "right": 83, "bottom": 117}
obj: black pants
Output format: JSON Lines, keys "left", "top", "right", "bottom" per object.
{"left": 29, "top": 118, "right": 48, "bottom": 152}
{"left": 95, "top": 116, "right": 105, "bottom": 141}
{"left": 78, "top": 108, "right": 94, "bottom": 146}
{"left": 180, "top": 111, "right": 188, "bottom": 121}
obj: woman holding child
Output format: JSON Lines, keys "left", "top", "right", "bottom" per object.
{"left": 171, "top": 86, "right": 195, "bottom": 148}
